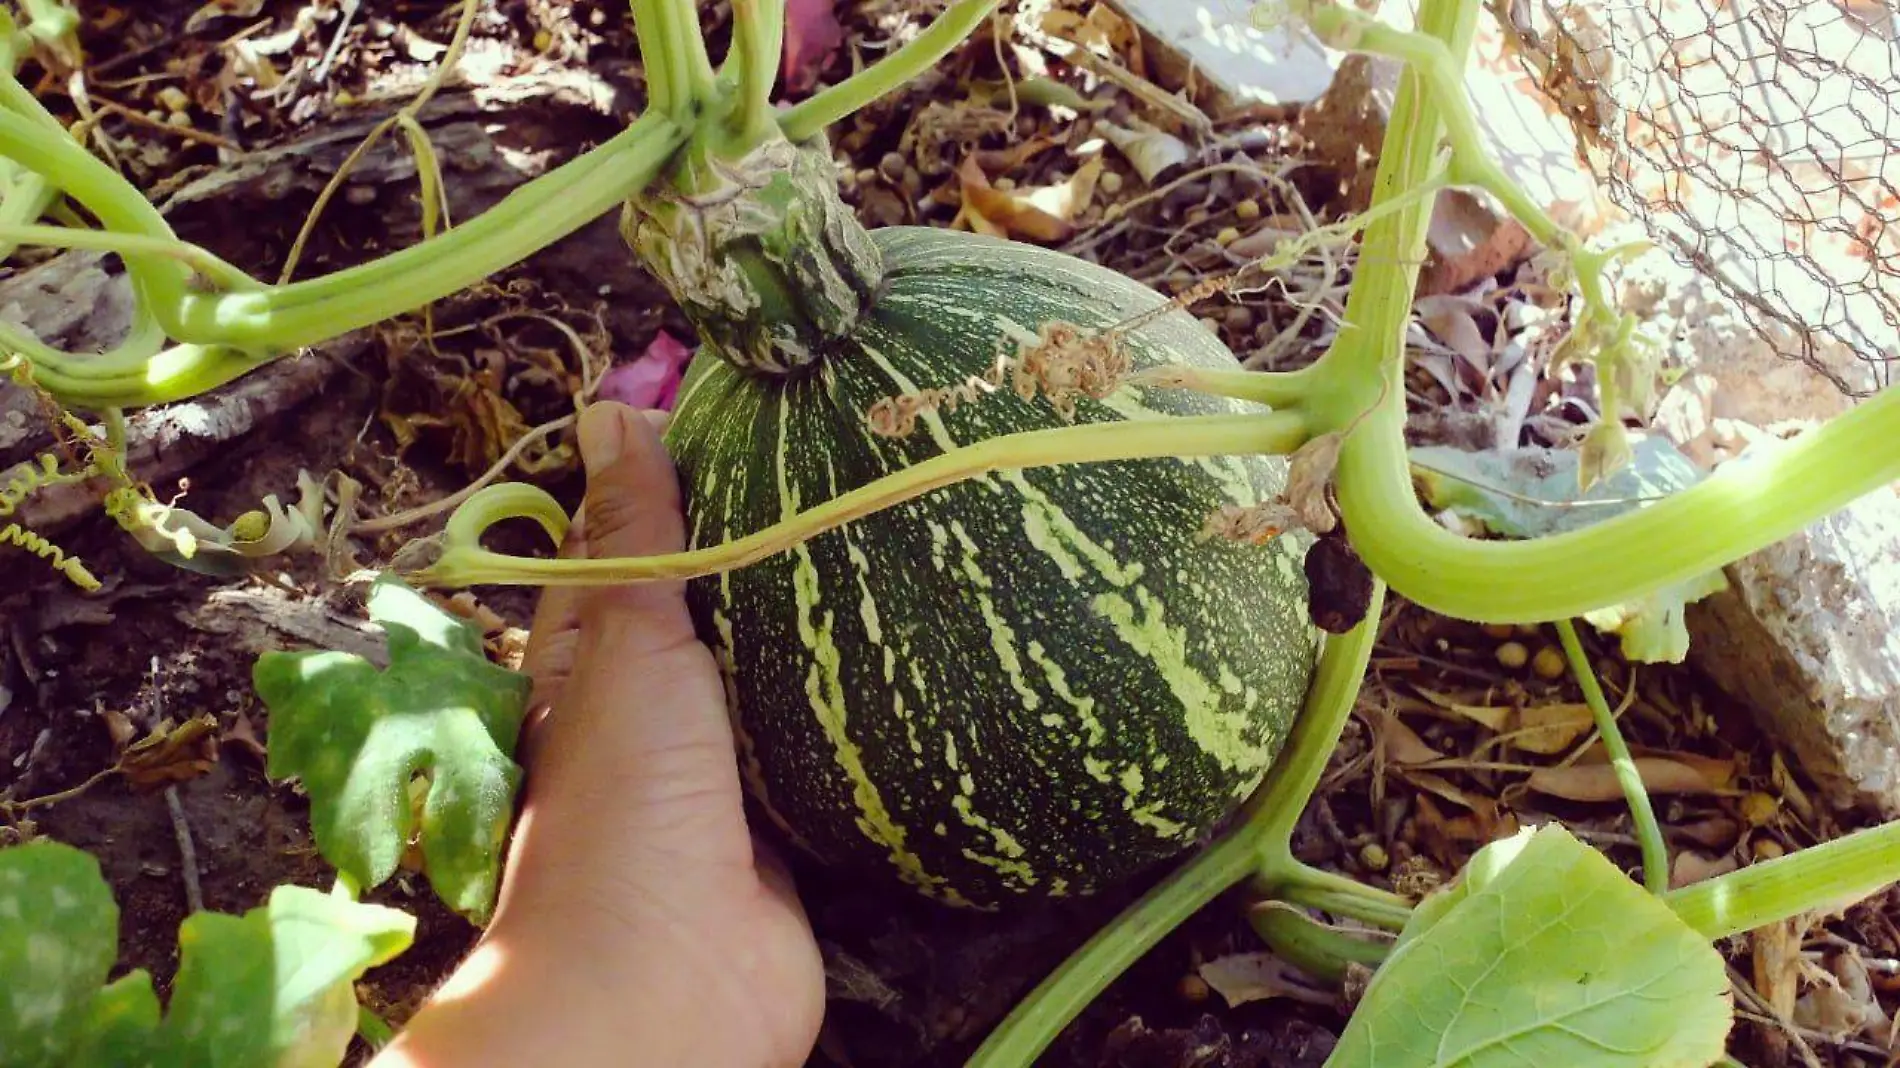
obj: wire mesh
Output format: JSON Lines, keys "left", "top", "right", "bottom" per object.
{"left": 1494, "top": 0, "right": 1898, "bottom": 397}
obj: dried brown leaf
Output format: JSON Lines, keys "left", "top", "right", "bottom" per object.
{"left": 1198, "top": 953, "right": 1334, "bottom": 1008}
{"left": 1409, "top": 687, "right": 1509, "bottom": 731}
{"left": 1097, "top": 119, "right": 1190, "bottom": 185}
{"left": 1796, "top": 951, "right": 1890, "bottom": 1040}
{"left": 1509, "top": 702, "right": 1594, "bottom": 755}
{"left": 1284, "top": 433, "right": 1342, "bottom": 534}
{"left": 1771, "top": 751, "right": 1817, "bottom": 824}
{"left": 1670, "top": 849, "right": 1739, "bottom": 890}
{"left": 1416, "top": 295, "right": 1493, "bottom": 383}
{"left": 1675, "top": 817, "right": 1741, "bottom": 849}
{"left": 952, "top": 153, "right": 1104, "bottom": 243}
{"left": 1626, "top": 747, "right": 1738, "bottom": 788}
{"left": 1226, "top": 219, "right": 1304, "bottom": 260}
{"left": 120, "top": 713, "right": 220, "bottom": 789}
{"left": 1412, "top": 352, "right": 1464, "bottom": 402}
{"left": 972, "top": 136, "right": 1059, "bottom": 174}
{"left": 1526, "top": 757, "right": 1728, "bottom": 802}
{"left": 1038, "top": 4, "right": 1141, "bottom": 65}
{"left": 1378, "top": 714, "right": 1444, "bottom": 766}
{"left": 1401, "top": 770, "right": 1498, "bottom": 818}
{"left": 185, "top": 0, "right": 263, "bottom": 34}
{"left": 102, "top": 708, "right": 137, "bottom": 749}
{"left": 220, "top": 709, "right": 268, "bottom": 764}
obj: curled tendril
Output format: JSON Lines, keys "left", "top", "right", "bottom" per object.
{"left": 397, "top": 482, "right": 571, "bottom": 587}
{"left": 0, "top": 450, "right": 100, "bottom": 589}
{"left": 0, "top": 361, "right": 110, "bottom": 588}
{"left": 0, "top": 522, "right": 96, "bottom": 587}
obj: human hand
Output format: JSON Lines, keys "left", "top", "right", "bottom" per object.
{"left": 374, "top": 400, "right": 825, "bottom": 1068}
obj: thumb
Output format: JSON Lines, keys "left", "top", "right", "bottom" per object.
{"left": 536, "top": 402, "right": 749, "bottom": 867}
{"left": 571, "top": 400, "right": 697, "bottom": 655}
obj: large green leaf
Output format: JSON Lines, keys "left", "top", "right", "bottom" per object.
{"left": 65, "top": 976, "right": 161, "bottom": 1068}
{"left": 159, "top": 885, "right": 413, "bottom": 1068}
{"left": 0, "top": 841, "right": 411, "bottom": 1068}
{"left": 0, "top": 841, "right": 131, "bottom": 1068}
{"left": 1325, "top": 825, "right": 1730, "bottom": 1068}
{"left": 255, "top": 575, "right": 533, "bottom": 922}
{"left": 1410, "top": 436, "right": 1727, "bottom": 663}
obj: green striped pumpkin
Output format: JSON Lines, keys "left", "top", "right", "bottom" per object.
{"left": 659, "top": 224, "right": 1320, "bottom": 908}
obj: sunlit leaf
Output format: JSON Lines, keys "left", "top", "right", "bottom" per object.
{"left": 160, "top": 886, "right": 413, "bottom": 1068}
{"left": 255, "top": 574, "right": 533, "bottom": 922}
{"left": 1325, "top": 824, "right": 1731, "bottom": 1068}
{"left": 0, "top": 839, "right": 413, "bottom": 1068}
{"left": 1578, "top": 565, "right": 1727, "bottom": 663}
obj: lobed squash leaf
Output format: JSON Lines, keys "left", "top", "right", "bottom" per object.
{"left": 0, "top": 839, "right": 412, "bottom": 1068}
{"left": 66, "top": 974, "right": 163, "bottom": 1068}
{"left": 1324, "top": 824, "right": 1731, "bottom": 1068}
{"left": 254, "top": 574, "right": 533, "bottom": 924}
{"left": 0, "top": 840, "right": 137, "bottom": 1068}
{"left": 1410, "top": 435, "right": 1727, "bottom": 664}
{"left": 158, "top": 884, "right": 413, "bottom": 1068}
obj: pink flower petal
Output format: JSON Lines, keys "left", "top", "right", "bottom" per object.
{"left": 598, "top": 329, "right": 696, "bottom": 411}
{"left": 783, "top": 0, "right": 844, "bottom": 95}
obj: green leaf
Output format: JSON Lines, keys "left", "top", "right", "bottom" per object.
{"left": 255, "top": 574, "right": 532, "bottom": 923}
{"left": 0, "top": 840, "right": 136, "bottom": 1068}
{"left": 1324, "top": 824, "right": 1731, "bottom": 1068}
{"left": 66, "top": 974, "right": 162, "bottom": 1068}
{"left": 1410, "top": 435, "right": 1728, "bottom": 663}
{"left": 159, "top": 885, "right": 414, "bottom": 1068}
{"left": 0, "top": 841, "right": 412, "bottom": 1068}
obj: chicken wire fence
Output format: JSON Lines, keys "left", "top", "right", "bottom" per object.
{"left": 1492, "top": 0, "right": 1899, "bottom": 398}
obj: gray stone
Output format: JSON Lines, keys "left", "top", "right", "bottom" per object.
{"left": 1687, "top": 486, "right": 1900, "bottom": 815}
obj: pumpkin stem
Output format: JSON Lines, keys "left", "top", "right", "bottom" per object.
{"left": 622, "top": 134, "right": 883, "bottom": 376}
{"left": 630, "top": 0, "right": 718, "bottom": 122}
{"left": 726, "top": 0, "right": 787, "bottom": 148}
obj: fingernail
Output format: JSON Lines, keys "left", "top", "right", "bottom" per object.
{"left": 577, "top": 402, "right": 628, "bottom": 476}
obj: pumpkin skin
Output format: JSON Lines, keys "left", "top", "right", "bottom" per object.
{"left": 662, "top": 225, "right": 1318, "bottom": 908}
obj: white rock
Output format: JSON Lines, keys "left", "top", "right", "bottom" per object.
{"left": 1687, "top": 484, "right": 1900, "bottom": 816}
{"left": 1106, "top": 0, "right": 1343, "bottom": 108}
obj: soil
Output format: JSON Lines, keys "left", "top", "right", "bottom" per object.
{"left": 1, "top": 3, "right": 1893, "bottom": 1067}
